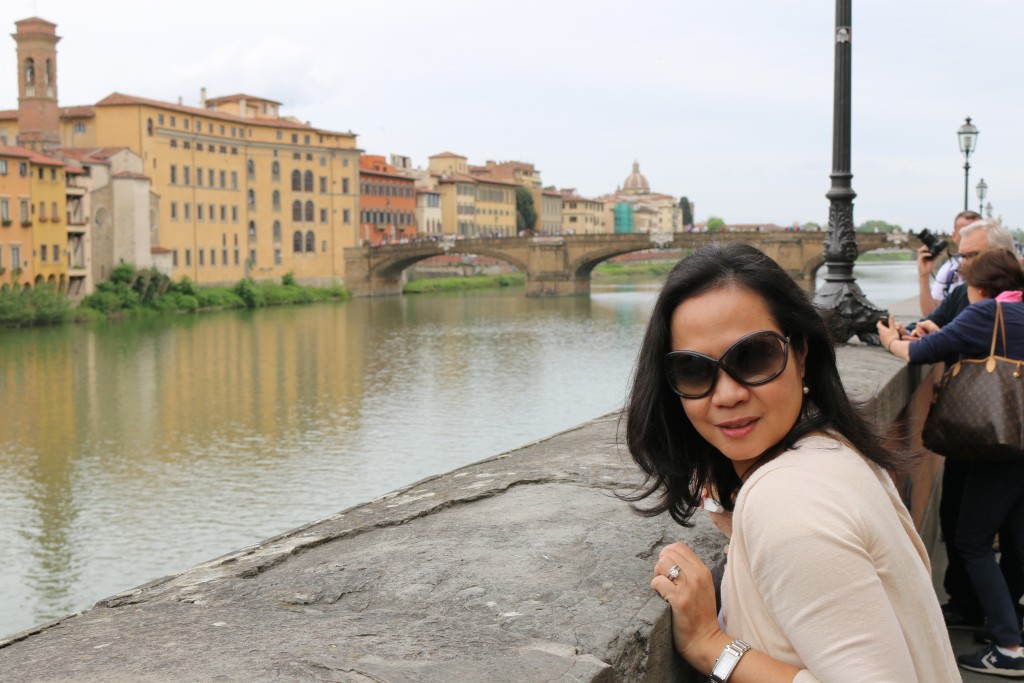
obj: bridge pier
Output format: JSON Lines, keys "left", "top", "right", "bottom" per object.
{"left": 524, "top": 275, "right": 591, "bottom": 297}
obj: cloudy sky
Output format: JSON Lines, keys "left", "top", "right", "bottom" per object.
{"left": 1, "top": 1, "right": 1021, "bottom": 232}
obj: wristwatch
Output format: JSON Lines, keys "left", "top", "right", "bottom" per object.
{"left": 709, "top": 639, "right": 751, "bottom": 683}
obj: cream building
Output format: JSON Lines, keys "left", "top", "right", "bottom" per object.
{"left": 597, "top": 161, "right": 684, "bottom": 234}
{"left": 560, "top": 189, "right": 605, "bottom": 234}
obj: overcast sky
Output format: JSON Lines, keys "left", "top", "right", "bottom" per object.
{"left": 2, "top": 1, "right": 1021, "bottom": 232}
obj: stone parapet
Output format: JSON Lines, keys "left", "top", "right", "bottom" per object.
{"left": 0, "top": 347, "right": 934, "bottom": 682}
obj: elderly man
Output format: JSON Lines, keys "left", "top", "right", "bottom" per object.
{"left": 906, "top": 220, "right": 1022, "bottom": 636}
{"left": 918, "top": 210, "right": 982, "bottom": 316}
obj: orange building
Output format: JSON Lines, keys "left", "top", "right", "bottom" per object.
{"left": 358, "top": 155, "right": 416, "bottom": 246}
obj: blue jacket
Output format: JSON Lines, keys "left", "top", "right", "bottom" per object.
{"left": 909, "top": 299, "right": 1024, "bottom": 365}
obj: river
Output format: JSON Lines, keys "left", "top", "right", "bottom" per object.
{"left": 0, "top": 259, "right": 917, "bottom": 638}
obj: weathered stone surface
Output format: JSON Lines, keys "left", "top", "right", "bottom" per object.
{"left": 0, "top": 347, "right": 928, "bottom": 682}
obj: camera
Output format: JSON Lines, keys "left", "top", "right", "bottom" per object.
{"left": 916, "top": 228, "right": 948, "bottom": 259}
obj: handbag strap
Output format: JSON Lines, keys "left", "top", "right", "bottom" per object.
{"left": 990, "top": 300, "right": 1008, "bottom": 356}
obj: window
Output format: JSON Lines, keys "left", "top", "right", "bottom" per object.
{"left": 40, "top": 244, "right": 47, "bottom": 262}
{"left": 292, "top": 201, "right": 302, "bottom": 222}
{"left": 247, "top": 159, "right": 255, "bottom": 181}
{"left": 19, "top": 162, "right": 28, "bottom": 177}
{"left": 220, "top": 170, "right": 226, "bottom": 188}
{"left": 320, "top": 156, "right": 326, "bottom": 167}
{"left": 53, "top": 245, "right": 59, "bottom": 262}
{"left": 233, "top": 249, "right": 239, "bottom": 265}
{"left": 170, "top": 139, "right": 177, "bottom": 149}
{"left": 11, "top": 245, "right": 20, "bottom": 270}
{"left": 52, "top": 202, "right": 58, "bottom": 220}
{"left": 274, "top": 248, "right": 282, "bottom": 265}
{"left": 197, "top": 169, "right": 203, "bottom": 187}
{"left": 304, "top": 201, "right": 314, "bottom": 222}
{"left": 249, "top": 249, "right": 256, "bottom": 265}
{"left": 305, "top": 230, "right": 315, "bottom": 253}
{"left": 293, "top": 231, "right": 303, "bottom": 252}
{"left": 210, "top": 249, "right": 215, "bottom": 265}
{"left": 303, "top": 171, "right": 313, "bottom": 192}
{"left": 231, "top": 171, "right": 238, "bottom": 189}
{"left": 170, "top": 116, "right": 176, "bottom": 127}
{"left": 171, "top": 202, "right": 178, "bottom": 220}
{"left": 273, "top": 221, "right": 281, "bottom": 243}
{"left": 183, "top": 166, "right": 191, "bottom": 185}
{"left": 197, "top": 204, "right": 204, "bottom": 221}
{"left": 208, "top": 169, "right": 214, "bottom": 186}
{"left": 0, "top": 199, "right": 9, "bottom": 221}
{"left": 184, "top": 203, "right": 191, "bottom": 220}
{"left": 173, "top": 250, "right": 178, "bottom": 267}
{"left": 247, "top": 190, "right": 255, "bottom": 209}
{"left": 248, "top": 221, "right": 256, "bottom": 241}
{"left": 147, "top": 118, "right": 153, "bottom": 136}
{"left": 276, "top": 131, "right": 282, "bottom": 141}
{"left": 343, "top": 209, "right": 350, "bottom": 224}
{"left": 291, "top": 133, "right": 298, "bottom": 143}
{"left": 320, "top": 208, "right": 327, "bottom": 223}
{"left": 271, "top": 161, "right": 280, "bottom": 181}
{"left": 223, "top": 248, "right": 228, "bottom": 265}
{"left": 272, "top": 190, "right": 281, "bottom": 211}
{"left": 0, "top": 160, "right": 6, "bottom": 175}
{"left": 319, "top": 176, "right": 327, "bottom": 193}
{"left": 231, "top": 206, "right": 238, "bottom": 222}
{"left": 74, "top": 122, "right": 87, "bottom": 134}
{"left": 304, "top": 135, "right": 311, "bottom": 145}
{"left": 221, "top": 205, "right": 227, "bottom": 221}
{"left": 20, "top": 199, "right": 29, "bottom": 223}
{"left": 291, "top": 170, "right": 302, "bottom": 191}
{"left": 197, "top": 143, "right": 203, "bottom": 152}
{"left": 183, "top": 141, "right": 191, "bottom": 150}
{"left": 342, "top": 178, "right": 349, "bottom": 194}
{"left": 185, "top": 249, "right": 191, "bottom": 266}
{"left": 184, "top": 119, "right": 190, "bottom": 130}
{"left": 158, "top": 114, "right": 165, "bottom": 125}
{"left": 199, "top": 249, "right": 204, "bottom": 266}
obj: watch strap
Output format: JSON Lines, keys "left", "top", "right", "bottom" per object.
{"left": 708, "top": 639, "right": 751, "bottom": 683}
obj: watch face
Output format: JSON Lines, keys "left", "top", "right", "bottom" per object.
{"left": 711, "top": 650, "right": 741, "bottom": 682}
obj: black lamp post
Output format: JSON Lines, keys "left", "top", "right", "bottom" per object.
{"left": 958, "top": 117, "right": 978, "bottom": 211}
{"left": 976, "top": 178, "right": 988, "bottom": 216}
{"left": 813, "top": 0, "right": 886, "bottom": 344}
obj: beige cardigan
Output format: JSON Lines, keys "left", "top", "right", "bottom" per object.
{"left": 720, "top": 435, "right": 959, "bottom": 682}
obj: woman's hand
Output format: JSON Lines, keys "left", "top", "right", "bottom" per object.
{"left": 875, "top": 315, "right": 900, "bottom": 350}
{"left": 910, "top": 319, "right": 940, "bottom": 338}
{"left": 651, "top": 542, "right": 728, "bottom": 669}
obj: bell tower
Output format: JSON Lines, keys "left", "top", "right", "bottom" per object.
{"left": 13, "top": 17, "right": 61, "bottom": 153}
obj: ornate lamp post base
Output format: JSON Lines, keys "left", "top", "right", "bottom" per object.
{"left": 815, "top": 275, "right": 887, "bottom": 344}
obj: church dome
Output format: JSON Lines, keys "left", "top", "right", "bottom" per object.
{"left": 622, "top": 161, "right": 650, "bottom": 194}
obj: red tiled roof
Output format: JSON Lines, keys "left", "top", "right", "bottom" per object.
{"left": 0, "top": 145, "right": 65, "bottom": 166}
{"left": 205, "top": 94, "right": 282, "bottom": 106}
{"left": 359, "top": 167, "right": 413, "bottom": 180}
{"left": 151, "top": 246, "right": 173, "bottom": 254}
{"left": 0, "top": 145, "right": 32, "bottom": 159}
{"left": 95, "top": 92, "right": 355, "bottom": 137}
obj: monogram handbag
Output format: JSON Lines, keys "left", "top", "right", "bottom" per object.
{"left": 922, "top": 301, "right": 1024, "bottom": 462}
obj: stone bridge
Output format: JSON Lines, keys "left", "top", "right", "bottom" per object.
{"left": 344, "top": 231, "right": 897, "bottom": 297}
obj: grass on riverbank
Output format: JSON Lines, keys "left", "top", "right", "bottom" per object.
{"left": 856, "top": 250, "right": 915, "bottom": 262}
{"left": 592, "top": 261, "right": 678, "bottom": 279}
{"left": 0, "top": 265, "right": 349, "bottom": 329}
{"left": 404, "top": 273, "right": 525, "bottom": 293}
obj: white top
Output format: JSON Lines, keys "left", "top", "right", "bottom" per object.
{"left": 720, "top": 435, "right": 959, "bottom": 683}
{"left": 930, "top": 260, "right": 960, "bottom": 301}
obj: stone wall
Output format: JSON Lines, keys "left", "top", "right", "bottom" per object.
{"left": 0, "top": 347, "right": 939, "bottom": 682}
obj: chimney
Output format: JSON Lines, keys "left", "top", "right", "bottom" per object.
{"left": 177, "top": 96, "right": 183, "bottom": 105}
{"left": 200, "top": 87, "right": 206, "bottom": 107}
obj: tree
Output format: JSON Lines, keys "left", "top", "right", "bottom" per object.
{"left": 706, "top": 216, "right": 726, "bottom": 232}
{"left": 801, "top": 221, "right": 822, "bottom": 231}
{"left": 516, "top": 187, "right": 537, "bottom": 232}
{"left": 855, "top": 219, "right": 902, "bottom": 233}
{"left": 679, "top": 196, "right": 693, "bottom": 226}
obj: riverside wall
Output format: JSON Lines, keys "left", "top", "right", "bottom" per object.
{"left": 0, "top": 346, "right": 939, "bottom": 682}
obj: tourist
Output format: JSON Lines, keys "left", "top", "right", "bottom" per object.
{"left": 901, "top": 220, "right": 1021, "bottom": 635}
{"left": 623, "top": 243, "right": 958, "bottom": 681}
{"left": 879, "top": 248, "right": 1024, "bottom": 677}
{"left": 918, "top": 210, "right": 981, "bottom": 316}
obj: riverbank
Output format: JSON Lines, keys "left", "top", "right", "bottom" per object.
{"left": 0, "top": 265, "right": 349, "bottom": 329}
{"left": 403, "top": 272, "right": 524, "bottom": 293}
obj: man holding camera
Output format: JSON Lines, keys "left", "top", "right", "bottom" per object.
{"left": 917, "top": 210, "right": 983, "bottom": 316}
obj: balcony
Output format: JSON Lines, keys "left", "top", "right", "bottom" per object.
{"left": 65, "top": 185, "right": 87, "bottom": 197}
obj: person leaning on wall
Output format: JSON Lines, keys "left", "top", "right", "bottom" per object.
{"left": 918, "top": 210, "right": 982, "bottom": 317}
{"left": 879, "top": 248, "right": 1024, "bottom": 677}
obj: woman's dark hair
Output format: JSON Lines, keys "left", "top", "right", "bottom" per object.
{"left": 621, "top": 242, "right": 911, "bottom": 526}
{"left": 960, "top": 249, "right": 1024, "bottom": 297}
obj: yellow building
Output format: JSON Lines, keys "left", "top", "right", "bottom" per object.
{"left": 26, "top": 148, "right": 68, "bottom": 288}
{"left": 1, "top": 18, "right": 362, "bottom": 288}
{"left": 0, "top": 146, "right": 34, "bottom": 287}
{"left": 560, "top": 189, "right": 605, "bottom": 234}
{"left": 85, "top": 92, "right": 360, "bottom": 285}
{"left": 472, "top": 178, "right": 517, "bottom": 238}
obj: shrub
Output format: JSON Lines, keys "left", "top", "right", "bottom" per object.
{"left": 281, "top": 272, "right": 296, "bottom": 286}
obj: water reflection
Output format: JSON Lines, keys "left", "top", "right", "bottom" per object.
{"left": 0, "top": 286, "right": 657, "bottom": 637}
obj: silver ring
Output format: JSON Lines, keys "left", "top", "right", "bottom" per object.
{"left": 667, "top": 564, "right": 681, "bottom": 581}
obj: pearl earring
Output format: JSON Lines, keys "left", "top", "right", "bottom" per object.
{"left": 802, "top": 385, "right": 810, "bottom": 395}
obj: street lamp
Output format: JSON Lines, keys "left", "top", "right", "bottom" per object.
{"left": 976, "top": 178, "right": 988, "bottom": 216}
{"left": 812, "top": 0, "right": 887, "bottom": 344}
{"left": 958, "top": 117, "right": 979, "bottom": 211}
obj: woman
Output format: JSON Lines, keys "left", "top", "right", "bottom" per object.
{"left": 879, "top": 248, "right": 1024, "bottom": 677}
{"left": 625, "top": 243, "right": 958, "bottom": 682}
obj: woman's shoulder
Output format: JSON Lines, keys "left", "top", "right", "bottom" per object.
{"left": 738, "top": 435, "right": 876, "bottom": 508}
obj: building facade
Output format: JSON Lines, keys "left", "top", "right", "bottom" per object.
{"left": 560, "top": 189, "right": 605, "bottom": 234}
{"left": 358, "top": 154, "right": 416, "bottom": 245}
{"left": 1, "top": 17, "right": 361, "bottom": 290}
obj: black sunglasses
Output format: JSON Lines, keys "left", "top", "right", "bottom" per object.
{"left": 664, "top": 330, "right": 790, "bottom": 399}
